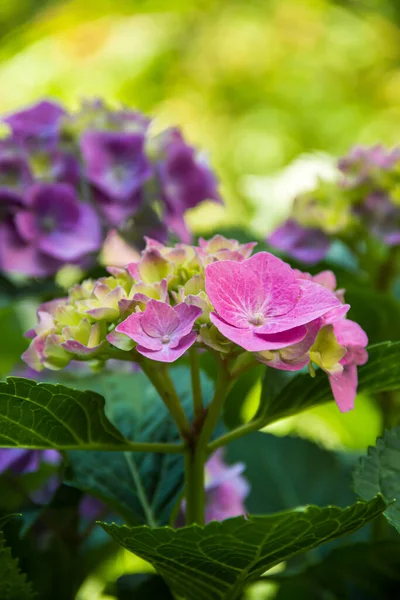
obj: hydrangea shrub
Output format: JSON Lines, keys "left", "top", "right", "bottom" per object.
{"left": 1, "top": 106, "right": 400, "bottom": 600}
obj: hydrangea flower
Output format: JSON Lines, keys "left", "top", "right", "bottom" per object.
{"left": 205, "top": 252, "right": 344, "bottom": 352}
{"left": 23, "top": 236, "right": 368, "bottom": 412}
{"left": 115, "top": 299, "right": 202, "bottom": 362}
{"left": 0, "top": 183, "right": 102, "bottom": 276}
{"left": 268, "top": 144, "right": 400, "bottom": 262}
{"left": 0, "top": 100, "right": 221, "bottom": 276}
{"left": 267, "top": 219, "right": 331, "bottom": 265}
{"left": 0, "top": 449, "right": 60, "bottom": 474}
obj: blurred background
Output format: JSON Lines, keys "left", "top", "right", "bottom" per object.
{"left": 2, "top": 0, "right": 400, "bottom": 236}
{"left": 1, "top": 2, "right": 399, "bottom": 597}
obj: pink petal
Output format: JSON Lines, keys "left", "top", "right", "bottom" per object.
{"left": 115, "top": 312, "right": 163, "bottom": 350}
{"left": 333, "top": 319, "right": 368, "bottom": 348}
{"left": 140, "top": 300, "right": 179, "bottom": 338}
{"left": 173, "top": 302, "right": 202, "bottom": 338}
{"left": 329, "top": 364, "right": 358, "bottom": 412}
{"left": 257, "top": 279, "right": 343, "bottom": 334}
{"left": 136, "top": 331, "right": 197, "bottom": 362}
{"left": 209, "top": 313, "right": 307, "bottom": 351}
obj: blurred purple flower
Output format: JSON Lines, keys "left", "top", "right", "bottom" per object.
{"left": 178, "top": 449, "right": 249, "bottom": 524}
{"left": 3, "top": 100, "right": 66, "bottom": 143}
{"left": 268, "top": 219, "right": 331, "bottom": 264}
{"left": 354, "top": 192, "right": 400, "bottom": 247}
{"left": 338, "top": 145, "right": 400, "bottom": 185}
{"left": 156, "top": 129, "right": 221, "bottom": 239}
{"left": 0, "top": 183, "right": 102, "bottom": 276}
{"left": 80, "top": 130, "right": 152, "bottom": 202}
{"left": 0, "top": 449, "right": 60, "bottom": 475}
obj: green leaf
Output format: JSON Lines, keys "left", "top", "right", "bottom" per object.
{"left": 346, "top": 287, "right": 400, "bottom": 343}
{"left": 353, "top": 426, "right": 400, "bottom": 532}
{"left": 65, "top": 368, "right": 214, "bottom": 526}
{"left": 225, "top": 432, "right": 356, "bottom": 514}
{"left": 101, "top": 496, "right": 386, "bottom": 600}
{"left": 0, "top": 377, "right": 129, "bottom": 451}
{"left": 260, "top": 341, "right": 400, "bottom": 425}
{"left": 0, "top": 518, "right": 34, "bottom": 600}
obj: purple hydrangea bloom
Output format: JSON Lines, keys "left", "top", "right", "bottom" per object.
{"left": 156, "top": 128, "right": 221, "bottom": 231}
{"left": 114, "top": 299, "right": 202, "bottom": 362}
{"left": 353, "top": 192, "right": 400, "bottom": 247}
{"left": 338, "top": 144, "right": 400, "bottom": 185}
{"left": 3, "top": 100, "right": 66, "bottom": 142}
{"left": 0, "top": 449, "right": 60, "bottom": 475}
{"left": 178, "top": 449, "right": 249, "bottom": 524}
{"left": 80, "top": 130, "right": 152, "bottom": 202}
{"left": 268, "top": 219, "right": 331, "bottom": 264}
{"left": 204, "top": 449, "right": 249, "bottom": 523}
{"left": 0, "top": 183, "right": 102, "bottom": 276}
{"left": 205, "top": 252, "right": 344, "bottom": 352}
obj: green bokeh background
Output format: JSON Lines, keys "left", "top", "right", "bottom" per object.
{"left": 2, "top": 0, "right": 400, "bottom": 234}
{"left": 1, "top": 2, "right": 399, "bottom": 597}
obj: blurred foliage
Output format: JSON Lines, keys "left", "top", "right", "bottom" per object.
{"left": 1, "top": 0, "right": 400, "bottom": 233}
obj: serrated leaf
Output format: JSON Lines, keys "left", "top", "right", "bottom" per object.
{"left": 0, "top": 519, "right": 34, "bottom": 600}
{"left": 260, "top": 342, "right": 400, "bottom": 425}
{"left": 0, "top": 377, "right": 130, "bottom": 451}
{"left": 354, "top": 426, "right": 400, "bottom": 532}
{"left": 101, "top": 496, "right": 386, "bottom": 600}
{"left": 65, "top": 368, "right": 213, "bottom": 526}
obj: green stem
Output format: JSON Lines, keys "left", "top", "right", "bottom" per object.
{"left": 184, "top": 446, "right": 205, "bottom": 525}
{"left": 4, "top": 441, "right": 184, "bottom": 453}
{"left": 197, "top": 360, "right": 230, "bottom": 452}
{"left": 189, "top": 346, "right": 203, "bottom": 419}
{"left": 207, "top": 416, "right": 265, "bottom": 453}
{"left": 139, "top": 358, "right": 191, "bottom": 437}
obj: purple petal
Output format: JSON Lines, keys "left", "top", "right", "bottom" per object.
{"left": 4, "top": 100, "right": 65, "bottom": 139}
{"left": 116, "top": 312, "right": 163, "bottom": 350}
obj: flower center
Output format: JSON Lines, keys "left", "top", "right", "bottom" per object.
{"left": 249, "top": 313, "right": 265, "bottom": 326}
{"left": 41, "top": 215, "right": 57, "bottom": 232}
{"left": 161, "top": 334, "right": 171, "bottom": 344}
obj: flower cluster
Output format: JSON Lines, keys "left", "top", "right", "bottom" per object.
{"left": 23, "top": 235, "right": 368, "bottom": 411}
{"left": 268, "top": 144, "right": 400, "bottom": 263}
{"left": 0, "top": 100, "right": 220, "bottom": 277}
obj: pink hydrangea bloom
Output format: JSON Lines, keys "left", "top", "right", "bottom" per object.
{"left": 205, "top": 252, "right": 345, "bottom": 352}
{"left": 329, "top": 319, "right": 368, "bottom": 412}
{"left": 114, "top": 299, "right": 202, "bottom": 362}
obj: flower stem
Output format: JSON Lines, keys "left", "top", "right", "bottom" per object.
{"left": 184, "top": 445, "right": 205, "bottom": 525}
{"left": 207, "top": 416, "right": 265, "bottom": 453}
{"left": 197, "top": 358, "right": 230, "bottom": 452}
{"left": 139, "top": 358, "right": 191, "bottom": 438}
{"left": 189, "top": 346, "right": 203, "bottom": 419}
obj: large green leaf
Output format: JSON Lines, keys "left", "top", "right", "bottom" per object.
{"left": 225, "top": 432, "right": 356, "bottom": 514}
{"left": 65, "top": 368, "right": 213, "bottom": 526}
{"left": 260, "top": 341, "right": 400, "bottom": 425}
{"left": 353, "top": 426, "right": 400, "bottom": 533}
{"left": 0, "top": 377, "right": 131, "bottom": 451}
{"left": 0, "top": 517, "right": 34, "bottom": 600}
{"left": 101, "top": 496, "right": 386, "bottom": 600}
